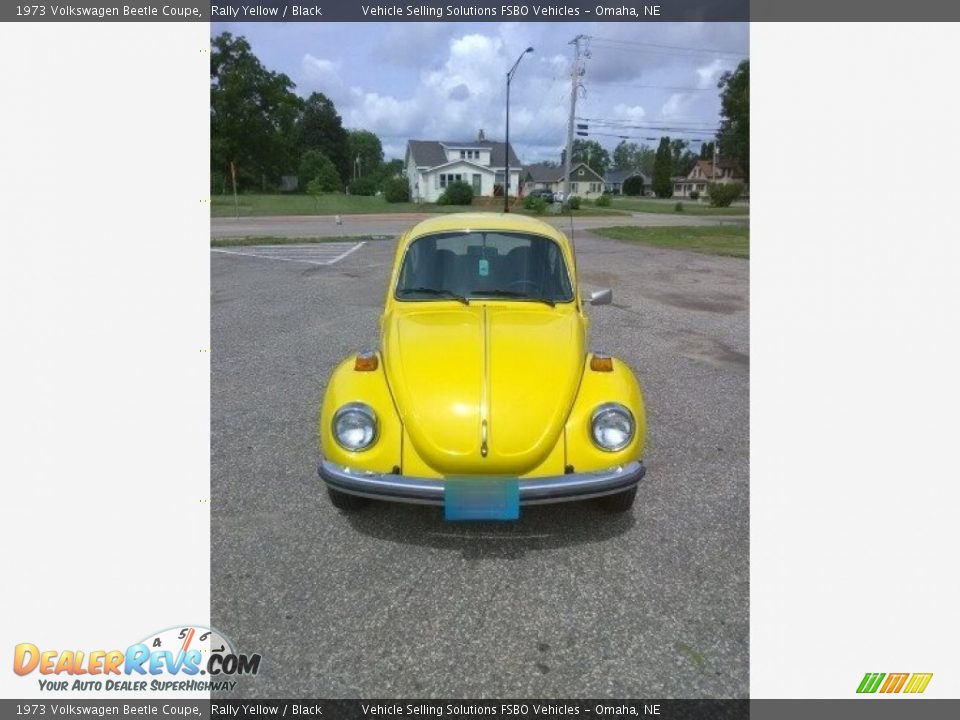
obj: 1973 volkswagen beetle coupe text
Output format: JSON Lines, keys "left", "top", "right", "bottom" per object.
{"left": 318, "top": 213, "right": 646, "bottom": 519}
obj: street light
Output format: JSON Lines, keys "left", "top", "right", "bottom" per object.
{"left": 504, "top": 46, "right": 533, "bottom": 213}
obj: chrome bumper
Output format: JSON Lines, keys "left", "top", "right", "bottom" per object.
{"left": 318, "top": 458, "right": 645, "bottom": 506}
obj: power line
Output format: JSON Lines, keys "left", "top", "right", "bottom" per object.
{"left": 586, "top": 36, "right": 746, "bottom": 58}
{"left": 593, "top": 82, "right": 718, "bottom": 92}
{"left": 582, "top": 131, "right": 712, "bottom": 142}
{"left": 579, "top": 120, "right": 720, "bottom": 133}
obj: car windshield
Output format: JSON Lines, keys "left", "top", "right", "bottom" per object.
{"left": 395, "top": 231, "right": 574, "bottom": 304}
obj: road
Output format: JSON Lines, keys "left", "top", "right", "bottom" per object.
{"left": 211, "top": 231, "right": 749, "bottom": 697}
{"left": 211, "top": 211, "right": 748, "bottom": 239}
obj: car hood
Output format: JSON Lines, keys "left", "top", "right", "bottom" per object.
{"left": 382, "top": 303, "right": 584, "bottom": 475}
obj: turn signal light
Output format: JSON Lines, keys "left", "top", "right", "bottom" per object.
{"left": 590, "top": 354, "right": 613, "bottom": 372}
{"left": 354, "top": 352, "right": 378, "bottom": 371}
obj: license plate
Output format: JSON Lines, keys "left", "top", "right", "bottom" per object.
{"left": 444, "top": 478, "right": 520, "bottom": 521}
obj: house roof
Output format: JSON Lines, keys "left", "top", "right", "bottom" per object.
{"left": 688, "top": 158, "right": 745, "bottom": 180}
{"left": 523, "top": 162, "right": 605, "bottom": 183}
{"left": 604, "top": 168, "right": 650, "bottom": 184}
{"left": 568, "top": 163, "right": 605, "bottom": 182}
{"left": 407, "top": 139, "right": 521, "bottom": 169}
{"left": 523, "top": 163, "right": 563, "bottom": 183}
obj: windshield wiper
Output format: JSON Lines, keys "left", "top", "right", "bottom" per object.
{"left": 472, "top": 289, "right": 555, "bottom": 307}
{"left": 397, "top": 287, "right": 469, "bottom": 305}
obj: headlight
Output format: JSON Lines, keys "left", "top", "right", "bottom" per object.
{"left": 590, "top": 403, "right": 634, "bottom": 452}
{"left": 332, "top": 403, "right": 378, "bottom": 451}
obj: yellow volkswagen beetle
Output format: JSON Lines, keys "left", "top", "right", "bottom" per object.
{"left": 318, "top": 213, "right": 646, "bottom": 519}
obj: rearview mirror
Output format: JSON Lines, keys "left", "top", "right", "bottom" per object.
{"left": 589, "top": 288, "right": 613, "bottom": 306}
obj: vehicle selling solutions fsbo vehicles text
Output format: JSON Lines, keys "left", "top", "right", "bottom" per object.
{"left": 359, "top": 5, "right": 585, "bottom": 18}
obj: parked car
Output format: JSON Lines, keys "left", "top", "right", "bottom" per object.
{"left": 526, "top": 188, "right": 555, "bottom": 203}
{"left": 318, "top": 213, "right": 647, "bottom": 519}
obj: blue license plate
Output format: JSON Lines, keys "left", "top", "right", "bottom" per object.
{"left": 444, "top": 478, "right": 520, "bottom": 521}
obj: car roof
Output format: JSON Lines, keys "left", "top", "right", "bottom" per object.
{"left": 401, "top": 212, "right": 569, "bottom": 249}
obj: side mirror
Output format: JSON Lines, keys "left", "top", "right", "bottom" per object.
{"left": 588, "top": 288, "right": 613, "bottom": 306}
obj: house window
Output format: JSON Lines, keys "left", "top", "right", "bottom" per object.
{"left": 578, "top": 168, "right": 585, "bottom": 176}
{"left": 495, "top": 172, "right": 505, "bottom": 185}
{"left": 570, "top": 182, "right": 578, "bottom": 193}
{"left": 589, "top": 183, "right": 600, "bottom": 193}
{"left": 439, "top": 173, "right": 463, "bottom": 189}
{"left": 459, "top": 150, "right": 465, "bottom": 159}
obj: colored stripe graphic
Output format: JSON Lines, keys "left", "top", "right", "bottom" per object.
{"left": 903, "top": 673, "right": 933, "bottom": 694}
{"left": 856, "top": 672, "right": 885, "bottom": 693}
{"left": 880, "top": 673, "right": 909, "bottom": 693}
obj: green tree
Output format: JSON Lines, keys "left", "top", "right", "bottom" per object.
{"left": 296, "top": 92, "right": 351, "bottom": 184}
{"left": 210, "top": 32, "right": 302, "bottom": 191}
{"left": 717, "top": 60, "right": 749, "bottom": 180}
{"left": 612, "top": 141, "right": 655, "bottom": 175}
{"left": 700, "top": 141, "right": 716, "bottom": 160}
{"left": 671, "top": 139, "right": 698, "bottom": 177}
{"left": 299, "top": 150, "right": 341, "bottom": 192}
{"left": 621, "top": 175, "right": 645, "bottom": 196}
{"left": 383, "top": 177, "right": 410, "bottom": 203}
{"left": 347, "top": 130, "right": 384, "bottom": 180}
{"left": 612, "top": 140, "right": 638, "bottom": 170}
{"left": 652, "top": 137, "right": 674, "bottom": 198}
{"left": 571, "top": 139, "right": 611, "bottom": 176}
{"left": 437, "top": 181, "right": 473, "bottom": 206}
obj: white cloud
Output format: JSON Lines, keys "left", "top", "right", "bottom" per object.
{"left": 271, "top": 22, "right": 747, "bottom": 163}
{"left": 696, "top": 58, "right": 726, "bottom": 89}
{"left": 301, "top": 54, "right": 342, "bottom": 91}
{"left": 662, "top": 93, "right": 696, "bottom": 119}
{"left": 613, "top": 104, "right": 646, "bottom": 123}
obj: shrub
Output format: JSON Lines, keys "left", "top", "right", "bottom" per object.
{"left": 595, "top": 194, "right": 612, "bottom": 207}
{"left": 299, "top": 150, "right": 341, "bottom": 192}
{"left": 493, "top": 183, "right": 504, "bottom": 197}
{"left": 689, "top": 190, "right": 700, "bottom": 201}
{"left": 524, "top": 196, "right": 548, "bottom": 214}
{"left": 707, "top": 182, "right": 744, "bottom": 207}
{"left": 621, "top": 176, "right": 644, "bottom": 196}
{"left": 674, "top": 201, "right": 684, "bottom": 212}
{"left": 438, "top": 181, "right": 473, "bottom": 206}
{"left": 566, "top": 196, "right": 581, "bottom": 211}
{"left": 382, "top": 177, "right": 410, "bottom": 203}
{"left": 348, "top": 177, "right": 377, "bottom": 196}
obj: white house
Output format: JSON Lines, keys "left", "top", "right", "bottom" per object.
{"left": 405, "top": 135, "right": 522, "bottom": 203}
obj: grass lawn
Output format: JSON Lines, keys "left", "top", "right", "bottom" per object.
{"left": 610, "top": 197, "right": 749, "bottom": 216}
{"left": 211, "top": 235, "right": 392, "bottom": 247}
{"left": 211, "top": 193, "right": 626, "bottom": 218}
{"left": 592, "top": 225, "right": 749, "bottom": 259}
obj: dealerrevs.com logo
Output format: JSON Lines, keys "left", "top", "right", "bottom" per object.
{"left": 13, "top": 625, "right": 261, "bottom": 693}
{"left": 856, "top": 672, "right": 933, "bottom": 694}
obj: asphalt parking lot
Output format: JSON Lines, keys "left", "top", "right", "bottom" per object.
{"left": 212, "top": 229, "right": 749, "bottom": 697}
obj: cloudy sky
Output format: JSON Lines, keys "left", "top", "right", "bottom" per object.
{"left": 211, "top": 22, "right": 748, "bottom": 164}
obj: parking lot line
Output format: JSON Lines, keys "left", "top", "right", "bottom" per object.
{"left": 211, "top": 241, "right": 365, "bottom": 266}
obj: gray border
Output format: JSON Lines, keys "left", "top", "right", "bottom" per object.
{"left": 7, "top": 1, "right": 745, "bottom": 23}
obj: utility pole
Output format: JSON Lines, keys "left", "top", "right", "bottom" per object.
{"left": 563, "top": 34, "right": 587, "bottom": 202}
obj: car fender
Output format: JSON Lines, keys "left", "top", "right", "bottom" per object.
{"left": 319, "top": 353, "right": 403, "bottom": 473}
{"left": 564, "top": 354, "right": 647, "bottom": 472}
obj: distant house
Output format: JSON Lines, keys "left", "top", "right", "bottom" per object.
{"left": 521, "top": 162, "right": 605, "bottom": 199}
{"left": 604, "top": 169, "right": 650, "bottom": 195}
{"left": 673, "top": 158, "right": 747, "bottom": 198}
{"left": 405, "top": 133, "right": 521, "bottom": 203}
